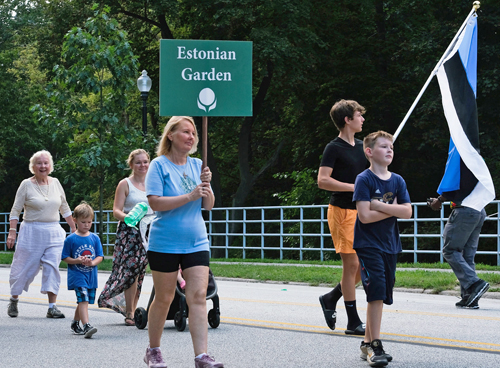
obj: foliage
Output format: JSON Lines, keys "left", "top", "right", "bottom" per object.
{"left": 273, "top": 169, "right": 325, "bottom": 206}
{"left": 0, "top": 0, "right": 499, "bottom": 227}
{"left": 0, "top": 1, "right": 58, "bottom": 210}
{"left": 33, "top": 4, "right": 140, "bottom": 236}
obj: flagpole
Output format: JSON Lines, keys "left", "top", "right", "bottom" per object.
{"left": 393, "top": 1, "right": 480, "bottom": 142}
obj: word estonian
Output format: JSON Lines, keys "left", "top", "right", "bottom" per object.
{"left": 178, "top": 46, "right": 235, "bottom": 82}
{"left": 177, "top": 46, "right": 236, "bottom": 60}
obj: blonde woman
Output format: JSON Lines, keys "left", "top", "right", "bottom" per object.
{"left": 7, "top": 150, "right": 76, "bottom": 318}
{"left": 98, "top": 149, "right": 152, "bottom": 325}
{"left": 144, "top": 116, "right": 222, "bottom": 368}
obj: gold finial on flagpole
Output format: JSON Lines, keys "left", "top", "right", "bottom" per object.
{"left": 473, "top": 1, "right": 480, "bottom": 11}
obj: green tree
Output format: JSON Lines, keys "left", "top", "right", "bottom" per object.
{"left": 0, "top": 0, "right": 59, "bottom": 210}
{"left": 35, "top": 4, "right": 140, "bottom": 237}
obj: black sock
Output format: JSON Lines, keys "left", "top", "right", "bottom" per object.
{"left": 345, "top": 300, "right": 362, "bottom": 330}
{"left": 322, "top": 283, "right": 342, "bottom": 309}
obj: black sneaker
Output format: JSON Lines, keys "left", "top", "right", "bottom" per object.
{"left": 367, "top": 339, "right": 389, "bottom": 367}
{"left": 360, "top": 341, "right": 392, "bottom": 362}
{"left": 82, "top": 323, "right": 97, "bottom": 338}
{"left": 456, "top": 296, "right": 479, "bottom": 309}
{"left": 71, "top": 320, "right": 84, "bottom": 335}
{"left": 465, "top": 279, "right": 489, "bottom": 307}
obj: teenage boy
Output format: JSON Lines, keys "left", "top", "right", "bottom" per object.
{"left": 318, "top": 99, "right": 368, "bottom": 335}
{"left": 62, "top": 202, "right": 104, "bottom": 338}
{"left": 353, "top": 131, "right": 412, "bottom": 367}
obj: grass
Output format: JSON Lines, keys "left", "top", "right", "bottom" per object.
{"left": 1, "top": 252, "right": 499, "bottom": 293}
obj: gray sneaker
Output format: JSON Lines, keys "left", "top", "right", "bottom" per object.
{"left": 194, "top": 354, "right": 224, "bottom": 368}
{"left": 46, "top": 305, "right": 65, "bottom": 318}
{"left": 7, "top": 298, "right": 19, "bottom": 317}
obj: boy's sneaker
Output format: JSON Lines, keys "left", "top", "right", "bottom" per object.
{"left": 465, "top": 279, "right": 489, "bottom": 307}
{"left": 367, "top": 340, "right": 389, "bottom": 367}
{"left": 71, "top": 320, "right": 84, "bottom": 335}
{"left": 7, "top": 298, "right": 19, "bottom": 317}
{"left": 82, "top": 323, "right": 97, "bottom": 338}
{"left": 361, "top": 341, "right": 392, "bottom": 362}
{"left": 144, "top": 347, "right": 168, "bottom": 368}
{"left": 46, "top": 305, "right": 65, "bottom": 318}
{"left": 194, "top": 354, "right": 224, "bottom": 368}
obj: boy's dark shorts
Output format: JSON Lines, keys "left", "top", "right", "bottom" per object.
{"left": 356, "top": 247, "right": 398, "bottom": 305}
{"left": 75, "top": 287, "right": 96, "bottom": 304}
{"left": 148, "top": 250, "right": 209, "bottom": 273}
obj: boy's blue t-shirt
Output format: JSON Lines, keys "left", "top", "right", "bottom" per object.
{"left": 353, "top": 169, "right": 411, "bottom": 254}
{"left": 62, "top": 232, "right": 104, "bottom": 290}
{"left": 145, "top": 155, "right": 209, "bottom": 254}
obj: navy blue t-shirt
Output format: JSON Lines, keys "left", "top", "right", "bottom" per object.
{"left": 62, "top": 232, "right": 104, "bottom": 290}
{"left": 353, "top": 169, "right": 411, "bottom": 254}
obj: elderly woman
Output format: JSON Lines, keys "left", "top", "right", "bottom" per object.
{"left": 7, "top": 150, "right": 76, "bottom": 318}
{"left": 98, "top": 149, "right": 152, "bottom": 325}
{"left": 143, "top": 116, "right": 223, "bottom": 368}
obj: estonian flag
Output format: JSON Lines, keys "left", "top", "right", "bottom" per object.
{"left": 436, "top": 15, "right": 495, "bottom": 211}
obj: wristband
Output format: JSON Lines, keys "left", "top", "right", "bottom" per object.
{"left": 9, "top": 228, "right": 16, "bottom": 232}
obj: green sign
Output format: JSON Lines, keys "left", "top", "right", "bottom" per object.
{"left": 160, "top": 39, "right": 252, "bottom": 117}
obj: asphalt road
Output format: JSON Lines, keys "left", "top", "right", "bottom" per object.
{"left": 1, "top": 267, "right": 499, "bottom": 367}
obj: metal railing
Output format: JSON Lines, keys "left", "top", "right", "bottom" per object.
{"left": 1, "top": 201, "right": 500, "bottom": 265}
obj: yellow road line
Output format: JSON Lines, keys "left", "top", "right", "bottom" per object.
{"left": 220, "top": 317, "right": 500, "bottom": 353}
{"left": 2, "top": 295, "right": 498, "bottom": 353}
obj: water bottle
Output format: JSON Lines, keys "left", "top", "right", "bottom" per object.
{"left": 124, "top": 202, "right": 149, "bottom": 229}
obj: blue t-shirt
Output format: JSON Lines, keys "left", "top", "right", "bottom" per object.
{"left": 353, "top": 169, "right": 411, "bottom": 254}
{"left": 145, "top": 155, "right": 209, "bottom": 254}
{"left": 62, "top": 232, "right": 104, "bottom": 290}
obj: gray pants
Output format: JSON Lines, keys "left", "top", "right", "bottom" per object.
{"left": 442, "top": 206, "right": 486, "bottom": 296}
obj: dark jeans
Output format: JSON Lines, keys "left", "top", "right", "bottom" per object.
{"left": 442, "top": 206, "right": 486, "bottom": 295}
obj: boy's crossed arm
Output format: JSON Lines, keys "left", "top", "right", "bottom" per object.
{"left": 357, "top": 198, "right": 412, "bottom": 224}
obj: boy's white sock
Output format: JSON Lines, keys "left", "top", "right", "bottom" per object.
{"left": 49, "top": 303, "right": 55, "bottom": 308}
{"left": 196, "top": 353, "right": 207, "bottom": 359}
{"left": 10, "top": 297, "right": 19, "bottom": 301}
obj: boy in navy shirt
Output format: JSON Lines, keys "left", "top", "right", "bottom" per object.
{"left": 353, "top": 131, "right": 412, "bottom": 367}
{"left": 62, "top": 202, "right": 104, "bottom": 338}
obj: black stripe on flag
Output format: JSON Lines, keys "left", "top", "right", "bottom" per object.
{"left": 443, "top": 52, "right": 479, "bottom": 151}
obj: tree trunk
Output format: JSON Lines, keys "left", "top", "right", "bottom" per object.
{"left": 228, "top": 61, "right": 283, "bottom": 242}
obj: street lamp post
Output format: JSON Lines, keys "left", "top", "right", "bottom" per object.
{"left": 137, "top": 70, "right": 152, "bottom": 136}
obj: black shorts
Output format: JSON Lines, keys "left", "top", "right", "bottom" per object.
{"left": 147, "top": 250, "right": 210, "bottom": 273}
{"left": 356, "top": 247, "right": 398, "bottom": 305}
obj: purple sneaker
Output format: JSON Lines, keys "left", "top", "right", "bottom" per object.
{"left": 144, "top": 347, "right": 168, "bottom": 368}
{"left": 194, "top": 354, "right": 224, "bottom": 368}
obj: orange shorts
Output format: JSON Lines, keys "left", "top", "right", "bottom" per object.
{"left": 328, "top": 204, "right": 357, "bottom": 254}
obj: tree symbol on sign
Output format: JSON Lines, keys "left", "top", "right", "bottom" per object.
{"left": 197, "top": 88, "right": 217, "bottom": 112}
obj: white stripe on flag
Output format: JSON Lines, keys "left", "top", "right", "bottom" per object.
{"left": 436, "top": 67, "right": 495, "bottom": 211}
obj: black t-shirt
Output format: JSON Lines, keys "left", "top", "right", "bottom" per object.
{"left": 320, "top": 137, "right": 368, "bottom": 209}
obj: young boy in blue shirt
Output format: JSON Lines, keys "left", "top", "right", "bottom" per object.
{"left": 353, "top": 131, "right": 412, "bottom": 367}
{"left": 62, "top": 202, "right": 104, "bottom": 338}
